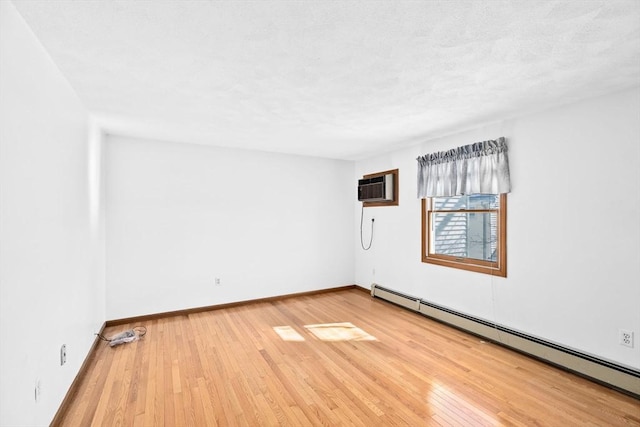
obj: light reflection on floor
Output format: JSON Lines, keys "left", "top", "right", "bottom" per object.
{"left": 428, "top": 380, "right": 500, "bottom": 426}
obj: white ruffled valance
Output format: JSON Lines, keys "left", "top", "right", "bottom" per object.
{"left": 417, "top": 137, "right": 511, "bottom": 198}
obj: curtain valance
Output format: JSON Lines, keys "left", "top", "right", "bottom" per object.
{"left": 417, "top": 137, "right": 511, "bottom": 198}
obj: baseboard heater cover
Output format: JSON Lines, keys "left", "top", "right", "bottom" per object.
{"left": 370, "top": 284, "right": 420, "bottom": 311}
{"left": 370, "top": 283, "right": 640, "bottom": 397}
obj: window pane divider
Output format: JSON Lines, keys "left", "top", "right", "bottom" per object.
{"left": 431, "top": 209, "right": 498, "bottom": 214}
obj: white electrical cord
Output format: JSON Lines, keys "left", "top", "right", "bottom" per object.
{"left": 96, "top": 326, "right": 147, "bottom": 347}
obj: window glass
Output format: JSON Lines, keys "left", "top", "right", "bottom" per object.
{"left": 433, "top": 194, "right": 499, "bottom": 210}
{"left": 431, "top": 212, "right": 497, "bottom": 262}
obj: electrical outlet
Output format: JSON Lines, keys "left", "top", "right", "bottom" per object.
{"left": 34, "top": 379, "right": 40, "bottom": 402}
{"left": 619, "top": 329, "right": 634, "bottom": 348}
{"left": 60, "top": 344, "right": 67, "bottom": 365}
{"left": 215, "top": 277, "right": 221, "bottom": 286}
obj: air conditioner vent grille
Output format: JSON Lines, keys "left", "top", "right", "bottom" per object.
{"left": 358, "top": 174, "right": 393, "bottom": 202}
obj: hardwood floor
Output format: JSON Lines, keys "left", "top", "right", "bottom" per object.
{"left": 55, "top": 289, "right": 639, "bottom": 426}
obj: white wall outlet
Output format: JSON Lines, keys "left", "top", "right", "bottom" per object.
{"left": 60, "top": 344, "right": 67, "bottom": 365}
{"left": 214, "top": 277, "right": 221, "bottom": 286}
{"left": 619, "top": 329, "right": 634, "bottom": 348}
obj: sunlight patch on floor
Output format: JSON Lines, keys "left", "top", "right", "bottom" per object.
{"left": 304, "top": 322, "right": 377, "bottom": 341}
{"left": 273, "top": 326, "right": 306, "bottom": 341}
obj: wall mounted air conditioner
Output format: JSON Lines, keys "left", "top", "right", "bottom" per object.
{"left": 358, "top": 174, "right": 394, "bottom": 202}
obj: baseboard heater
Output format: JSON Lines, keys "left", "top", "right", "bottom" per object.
{"left": 370, "top": 284, "right": 640, "bottom": 397}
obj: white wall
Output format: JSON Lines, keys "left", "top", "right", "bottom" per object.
{"left": 0, "top": 2, "right": 105, "bottom": 426}
{"left": 105, "top": 135, "right": 354, "bottom": 319}
{"left": 355, "top": 87, "right": 640, "bottom": 369}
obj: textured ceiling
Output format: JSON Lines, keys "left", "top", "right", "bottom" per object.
{"left": 12, "top": 0, "right": 640, "bottom": 160}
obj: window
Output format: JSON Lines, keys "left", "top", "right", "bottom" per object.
{"left": 422, "top": 193, "right": 507, "bottom": 277}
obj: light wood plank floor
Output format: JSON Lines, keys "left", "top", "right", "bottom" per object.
{"left": 56, "top": 289, "right": 639, "bottom": 426}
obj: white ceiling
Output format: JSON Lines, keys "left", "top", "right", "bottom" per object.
{"left": 12, "top": 0, "right": 640, "bottom": 160}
